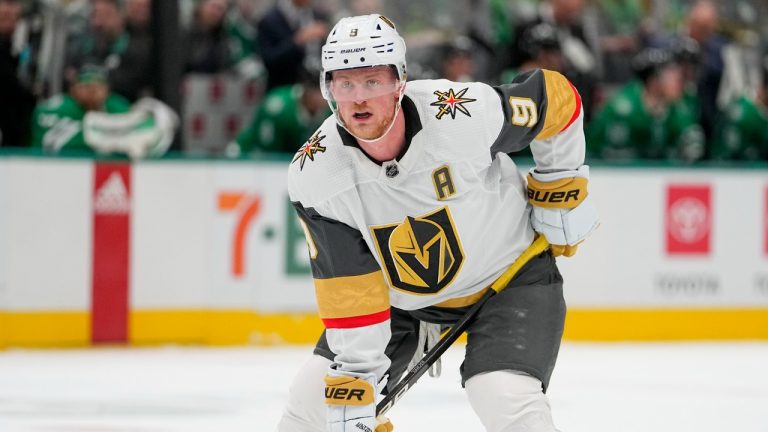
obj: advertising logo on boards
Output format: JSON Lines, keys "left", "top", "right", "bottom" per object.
{"left": 665, "top": 184, "right": 711, "bottom": 255}
{"left": 218, "top": 191, "right": 262, "bottom": 278}
{"left": 94, "top": 171, "right": 131, "bottom": 214}
{"left": 91, "top": 163, "right": 131, "bottom": 343}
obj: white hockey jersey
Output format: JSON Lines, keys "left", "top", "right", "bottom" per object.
{"left": 287, "top": 69, "right": 585, "bottom": 379}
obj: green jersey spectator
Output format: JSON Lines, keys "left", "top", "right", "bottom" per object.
{"left": 226, "top": 5, "right": 258, "bottom": 66}
{"left": 500, "top": 22, "right": 564, "bottom": 84}
{"left": 672, "top": 87, "right": 706, "bottom": 160}
{"left": 184, "top": 0, "right": 263, "bottom": 77}
{"left": 30, "top": 65, "right": 130, "bottom": 153}
{"left": 229, "top": 69, "right": 329, "bottom": 156}
{"left": 712, "top": 68, "right": 768, "bottom": 161}
{"left": 587, "top": 48, "right": 705, "bottom": 161}
{"left": 501, "top": 23, "right": 565, "bottom": 160}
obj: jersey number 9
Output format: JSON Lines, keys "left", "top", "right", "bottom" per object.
{"left": 508, "top": 97, "right": 538, "bottom": 128}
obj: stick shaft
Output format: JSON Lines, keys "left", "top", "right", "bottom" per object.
{"left": 376, "top": 289, "right": 493, "bottom": 416}
{"left": 376, "top": 236, "right": 550, "bottom": 416}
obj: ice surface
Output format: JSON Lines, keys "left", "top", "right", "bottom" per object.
{"left": 0, "top": 342, "right": 766, "bottom": 431}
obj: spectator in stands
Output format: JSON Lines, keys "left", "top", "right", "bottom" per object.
{"left": 183, "top": 0, "right": 261, "bottom": 77}
{"left": 0, "top": 0, "right": 35, "bottom": 147}
{"left": 508, "top": 0, "right": 599, "bottom": 119}
{"left": 684, "top": 0, "right": 727, "bottom": 146}
{"left": 441, "top": 36, "right": 476, "bottom": 83}
{"left": 466, "top": 0, "right": 540, "bottom": 82}
{"left": 587, "top": 47, "right": 705, "bottom": 161}
{"left": 228, "top": 0, "right": 257, "bottom": 50}
{"left": 227, "top": 67, "right": 329, "bottom": 156}
{"left": 227, "top": 0, "right": 263, "bottom": 79}
{"left": 502, "top": 22, "right": 565, "bottom": 159}
{"left": 30, "top": 64, "right": 131, "bottom": 153}
{"left": 671, "top": 35, "right": 704, "bottom": 140}
{"left": 31, "top": 62, "right": 178, "bottom": 158}
{"left": 672, "top": 36, "right": 702, "bottom": 89}
{"left": 257, "top": 0, "right": 328, "bottom": 91}
{"left": 593, "top": 0, "right": 643, "bottom": 85}
{"left": 126, "top": 0, "right": 151, "bottom": 31}
{"left": 501, "top": 22, "right": 564, "bottom": 82}
{"left": 711, "top": 55, "right": 768, "bottom": 161}
{"left": 110, "top": 0, "right": 153, "bottom": 101}
{"left": 185, "top": 0, "right": 233, "bottom": 74}
{"left": 65, "top": 0, "right": 129, "bottom": 83}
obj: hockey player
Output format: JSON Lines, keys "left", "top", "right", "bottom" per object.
{"left": 228, "top": 67, "right": 330, "bottom": 156}
{"left": 587, "top": 47, "right": 705, "bottom": 162}
{"left": 31, "top": 64, "right": 131, "bottom": 153}
{"left": 280, "top": 14, "right": 599, "bottom": 432}
{"left": 711, "top": 55, "right": 768, "bottom": 161}
{"left": 30, "top": 63, "right": 178, "bottom": 158}
{"left": 500, "top": 22, "right": 565, "bottom": 84}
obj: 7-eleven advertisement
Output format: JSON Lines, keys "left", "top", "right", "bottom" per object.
{"left": 91, "top": 163, "right": 131, "bottom": 343}
{"left": 212, "top": 164, "right": 315, "bottom": 313}
{"left": 665, "top": 184, "right": 712, "bottom": 256}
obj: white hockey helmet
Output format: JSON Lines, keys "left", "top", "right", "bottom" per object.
{"left": 321, "top": 14, "right": 406, "bottom": 84}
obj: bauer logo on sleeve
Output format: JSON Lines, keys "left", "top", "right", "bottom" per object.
{"left": 371, "top": 206, "right": 465, "bottom": 295}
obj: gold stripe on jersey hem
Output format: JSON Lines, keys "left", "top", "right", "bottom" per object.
{"left": 433, "top": 287, "right": 491, "bottom": 308}
{"left": 536, "top": 69, "right": 577, "bottom": 140}
{"left": 314, "top": 271, "right": 390, "bottom": 319}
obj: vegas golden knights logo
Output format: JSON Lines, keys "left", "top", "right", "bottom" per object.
{"left": 371, "top": 207, "right": 464, "bottom": 295}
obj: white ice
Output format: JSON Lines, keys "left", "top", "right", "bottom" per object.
{"left": 0, "top": 342, "right": 766, "bottom": 432}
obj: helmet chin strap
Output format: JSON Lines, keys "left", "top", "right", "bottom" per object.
{"left": 334, "top": 83, "right": 406, "bottom": 144}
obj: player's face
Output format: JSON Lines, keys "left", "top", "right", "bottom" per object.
{"left": 71, "top": 82, "right": 109, "bottom": 111}
{"left": 658, "top": 64, "right": 684, "bottom": 102}
{"left": 0, "top": 1, "right": 22, "bottom": 36}
{"left": 330, "top": 66, "right": 401, "bottom": 140}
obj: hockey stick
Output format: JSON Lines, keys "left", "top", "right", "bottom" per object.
{"left": 376, "top": 235, "right": 551, "bottom": 416}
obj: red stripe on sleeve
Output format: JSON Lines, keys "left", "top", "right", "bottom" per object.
{"left": 559, "top": 81, "right": 583, "bottom": 133}
{"left": 322, "top": 309, "right": 391, "bottom": 329}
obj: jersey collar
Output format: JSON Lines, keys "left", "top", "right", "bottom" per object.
{"left": 336, "top": 95, "right": 423, "bottom": 165}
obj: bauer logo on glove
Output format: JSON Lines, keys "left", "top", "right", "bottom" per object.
{"left": 527, "top": 175, "right": 588, "bottom": 209}
{"left": 527, "top": 165, "right": 600, "bottom": 257}
{"left": 324, "top": 374, "right": 375, "bottom": 406}
{"left": 324, "top": 368, "right": 392, "bottom": 432}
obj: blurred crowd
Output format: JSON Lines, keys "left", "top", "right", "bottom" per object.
{"left": 0, "top": 0, "right": 767, "bottom": 162}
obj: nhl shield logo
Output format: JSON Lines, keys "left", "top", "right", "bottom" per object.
{"left": 371, "top": 207, "right": 465, "bottom": 295}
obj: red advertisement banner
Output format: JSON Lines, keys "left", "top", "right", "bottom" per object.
{"left": 666, "top": 184, "right": 711, "bottom": 256}
{"left": 91, "top": 163, "right": 131, "bottom": 343}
